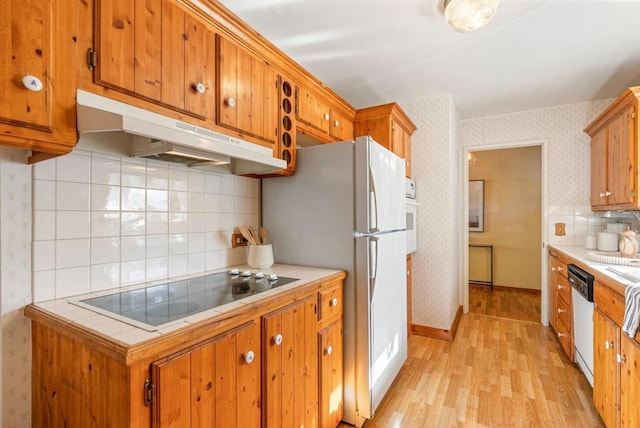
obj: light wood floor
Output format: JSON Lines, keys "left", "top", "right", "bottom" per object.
{"left": 469, "top": 284, "right": 541, "bottom": 323}
{"left": 344, "top": 313, "right": 604, "bottom": 427}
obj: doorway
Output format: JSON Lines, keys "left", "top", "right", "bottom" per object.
{"left": 462, "top": 143, "right": 546, "bottom": 324}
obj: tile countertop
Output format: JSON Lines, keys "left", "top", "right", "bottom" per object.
{"left": 26, "top": 264, "right": 345, "bottom": 348}
{"left": 548, "top": 245, "right": 640, "bottom": 296}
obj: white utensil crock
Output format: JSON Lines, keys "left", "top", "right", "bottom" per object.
{"left": 248, "top": 244, "right": 274, "bottom": 269}
{"left": 597, "top": 232, "right": 619, "bottom": 252}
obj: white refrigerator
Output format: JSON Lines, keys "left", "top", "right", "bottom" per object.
{"left": 262, "top": 136, "right": 407, "bottom": 427}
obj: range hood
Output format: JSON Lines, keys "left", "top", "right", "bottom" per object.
{"left": 76, "top": 89, "right": 286, "bottom": 174}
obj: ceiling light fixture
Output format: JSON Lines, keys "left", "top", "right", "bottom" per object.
{"left": 444, "top": 0, "right": 499, "bottom": 33}
{"left": 468, "top": 151, "right": 478, "bottom": 165}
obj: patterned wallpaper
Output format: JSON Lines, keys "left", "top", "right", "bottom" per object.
{"left": 0, "top": 147, "right": 32, "bottom": 426}
{"left": 401, "top": 95, "right": 461, "bottom": 330}
{"left": 401, "top": 97, "right": 614, "bottom": 330}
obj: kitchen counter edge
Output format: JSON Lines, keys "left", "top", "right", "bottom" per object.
{"left": 24, "top": 266, "right": 347, "bottom": 366}
{"left": 547, "top": 245, "right": 629, "bottom": 298}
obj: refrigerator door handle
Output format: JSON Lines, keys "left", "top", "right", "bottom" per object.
{"left": 369, "top": 236, "right": 379, "bottom": 300}
{"left": 369, "top": 168, "right": 379, "bottom": 233}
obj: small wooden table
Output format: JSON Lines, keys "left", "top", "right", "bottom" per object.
{"left": 469, "top": 244, "right": 493, "bottom": 290}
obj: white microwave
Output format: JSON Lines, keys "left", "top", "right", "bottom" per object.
{"left": 406, "top": 178, "right": 416, "bottom": 199}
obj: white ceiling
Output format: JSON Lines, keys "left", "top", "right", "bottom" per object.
{"left": 218, "top": 0, "right": 640, "bottom": 119}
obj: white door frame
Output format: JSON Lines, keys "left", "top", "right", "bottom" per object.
{"left": 461, "top": 139, "right": 549, "bottom": 326}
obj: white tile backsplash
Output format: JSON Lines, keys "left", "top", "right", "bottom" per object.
{"left": 57, "top": 153, "right": 91, "bottom": 183}
{"left": 56, "top": 211, "right": 90, "bottom": 239}
{"left": 56, "top": 182, "right": 90, "bottom": 210}
{"left": 32, "top": 142, "right": 260, "bottom": 300}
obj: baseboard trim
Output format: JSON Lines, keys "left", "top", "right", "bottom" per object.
{"left": 470, "top": 284, "right": 542, "bottom": 294}
{"left": 410, "top": 305, "right": 463, "bottom": 342}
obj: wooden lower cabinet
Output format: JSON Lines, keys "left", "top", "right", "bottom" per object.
{"left": 593, "top": 280, "right": 640, "bottom": 428}
{"left": 620, "top": 334, "right": 640, "bottom": 428}
{"left": 593, "top": 309, "right": 619, "bottom": 427}
{"left": 151, "top": 321, "right": 261, "bottom": 427}
{"left": 262, "top": 296, "right": 318, "bottom": 427}
{"left": 548, "top": 253, "right": 573, "bottom": 359}
{"left": 319, "top": 320, "right": 343, "bottom": 428}
{"left": 27, "top": 274, "right": 345, "bottom": 427}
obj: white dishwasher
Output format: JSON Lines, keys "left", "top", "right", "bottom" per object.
{"left": 568, "top": 264, "right": 595, "bottom": 386}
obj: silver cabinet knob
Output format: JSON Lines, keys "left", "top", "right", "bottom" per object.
{"left": 557, "top": 284, "right": 563, "bottom": 290}
{"left": 551, "top": 267, "right": 557, "bottom": 272}
{"left": 22, "top": 75, "right": 43, "bottom": 91}
{"left": 600, "top": 192, "right": 606, "bottom": 198}
{"left": 617, "top": 353, "right": 626, "bottom": 363}
{"left": 557, "top": 267, "right": 563, "bottom": 272}
{"left": 605, "top": 191, "right": 612, "bottom": 196}
{"left": 272, "top": 333, "right": 283, "bottom": 346}
{"left": 334, "top": 120, "right": 340, "bottom": 127}
{"left": 193, "top": 82, "right": 206, "bottom": 94}
{"left": 557, "top": 308, "right": 564, "bottom": 314}
{"left": 324, "top": 113, "right": 330, "bottom": 120}
{"left": 325, "top": 345, "right": 333, "bottom": 356}
{"left": 244, "top": 350, "right": 255, "bottom": 364}
{"left": 225, "top": 97, "right": 236, "bottom": 107}
{"left": 330, "top": 297, "right": 338, "bottom": 307}
{"left": 605, "top": 340, "right": 613, "bottom": 350}
{"left": 557, "top": 332, "right": 566, "bottom": 338}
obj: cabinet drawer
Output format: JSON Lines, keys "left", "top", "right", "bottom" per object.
{"left": 554, "top": 317, "right": 573, "bottom": 359}
{"left": 555, "top": 273, "right": 572, "bottom": 304}
{"left": 594, "top": 281, "right": 625, "bottom": 327}
{"left": 556, "top": 296, "right": 572, "bottom": 333}
{"left": 318, "top": 283, "right": 343, "bottom": 326}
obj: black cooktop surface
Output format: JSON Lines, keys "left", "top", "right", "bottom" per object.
{"left": 80, "top": 271, "right": 298, "bottom": 327}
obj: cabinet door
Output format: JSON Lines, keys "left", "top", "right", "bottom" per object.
{"left": 0, "top": 0, "right": 52, "bottom": 128}
{"left": 593, "top": 309, "right": 619, "bottom": 428}
{"left": 590, "top": 128, "right": 608, "bottom": 208}
{"left": 296, "top": 86, "right": 331, "bottom": 135}
{"left": 391, "top": 119, "right": 406, "bottom": 159}
{"left": 97, "top": 0, "right": 214, "bottom": 118}
{"left": 620, "top": 334, "right": 640, "bottom": 428}
{"left": 217, "top": 35, "right": 278, "bottom": 145}
{"left": 329, "top": 110, "right": 353, "bottom": 141}
{"left": 0, "top": 0, "right": 78, "bottom": 159}
{"left": 262, "top": 296, "right": 318, "bottom": 428}
{"left": 404, "top": 134, "right": 412, "bottom": 178}
{"left": 608, "top": 104, "right": 636, "bottom": 207}
{"left": 319, "top": 320, "right": 343, "bottom": 428}
{"left": 151, "top": 321, "right": 261, "bottom": 427}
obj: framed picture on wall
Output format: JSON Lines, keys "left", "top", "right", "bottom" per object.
{"left": 469, "top": 180, "right": 484, "bottom": 232}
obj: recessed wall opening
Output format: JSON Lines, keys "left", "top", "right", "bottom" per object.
{"left": 464, "top": 144, "right": 544, "bottom": 323}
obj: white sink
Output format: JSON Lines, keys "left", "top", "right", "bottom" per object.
{"left": 605, "top": 266, "right": 640, "bottom": 283}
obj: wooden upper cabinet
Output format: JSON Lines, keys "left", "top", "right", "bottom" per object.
{"left": 151, "top": 321, "right": 261, "bottom": 427}
{"left": 590, "top": 127, "right": 608, "bottom": 208}
{"left": 96, "top": 0, "right": 215, "bottom": 119}
{"left": 354, "top": 103, "right": 416, "bottom": 177}
{"left": 294, "top": 85, "right": 354, "bottom": 144}
{"left": 0, "top": 0, "right": 79, "bottom": 162}
{"left": 296, "top": 86, "right": 331, "bottom": 136}
{"left": 216, "top": 34, "right": 278, "bottom": 146}
{"left": 329, "top": 109, "right": 354, "bottom": 141}
{"left": 585, "top": 87, "right": 640, "bottom": 211}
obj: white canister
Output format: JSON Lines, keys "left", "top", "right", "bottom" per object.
{"left": 585, "top": 235, "right": 598, "bottom": 250}
{"left": 247, "top": 244, "right": 274, "bottom": 269}
{"left": 597, "top": 232, "right": 619, "bottom": 252}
